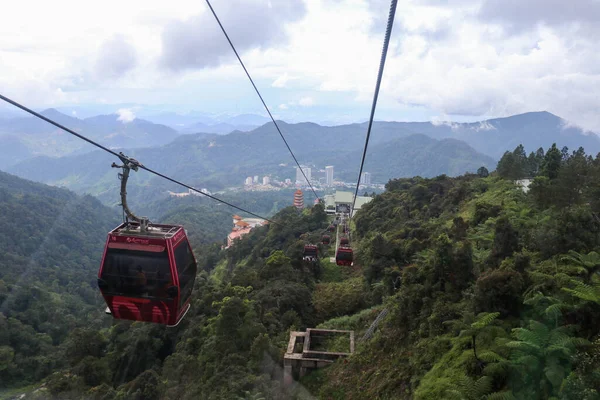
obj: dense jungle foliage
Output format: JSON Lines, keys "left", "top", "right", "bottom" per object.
{"left": 5, "top": 142, "right": 600, "bottom": 400}
{"left": 0, "top": 171, "right": 118, "bottom": 388}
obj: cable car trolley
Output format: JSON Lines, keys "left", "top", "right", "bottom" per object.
{"left": 97, "top": 153, "right": 197, "bottom": 327}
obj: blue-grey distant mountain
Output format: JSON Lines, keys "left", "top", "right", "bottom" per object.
{"left": 7, "top": 123, "right": 493, "bottom": 206}
{"left": 138, "top": 112, "right": 268, "bottom": 132}
{"left": 5, "top": 110, "right": 599, "bottom": 205}
{"left": 180, "top": 121, "right": 258, "bottom": 135}
{"left": 222, "top": 113, "right": 270, "bottom": 126}
{"left": 377, "top": 111, "right": 600, "bottom": 159}
{"left": 0, "top": 109, "right": 178, "bottom": 169}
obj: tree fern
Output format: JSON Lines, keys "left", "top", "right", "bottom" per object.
{"left": 485, "top": 391, "right": 516, "bottom": 400}
{"left": 503, "top": 317, "right": 588, "bottom": 398}
{"left": 563, "top": 281, "right": 600, "bottom": 304}
{"left": 560, "top": 251, "right": 600, "bottom": 283}
{"left": 471, "top": 312, "right": 500, "bottom": 330}
{"left": 447, "top": 374, "right": 493, "bottom": 400}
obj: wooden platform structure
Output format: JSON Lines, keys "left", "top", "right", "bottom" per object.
{"left": 283, "top": 328, "right": 354, "bottom": 385}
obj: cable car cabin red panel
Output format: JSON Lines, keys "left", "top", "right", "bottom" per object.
{"left": 303, "top": 245, "right": 318, "bottom": 260}
{"left": 340, "top": 237, "right": 349, "bottom": 246}
{"left": 97, "top": 222, "right": 197, "bottom": 326}
{"left": 322, "top": 235, "right": 331, "bottom": 245}
{"left": 336, "top": 247, "right": 353, "bottom": 266}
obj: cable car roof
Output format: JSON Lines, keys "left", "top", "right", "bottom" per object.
{"left": 109, "top": 222, "right": 184, "bottom": 240}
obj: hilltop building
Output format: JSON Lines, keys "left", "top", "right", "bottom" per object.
{"left": 245, "top": 177, "right": 253, "bottom": 186}
{"left": 294, "top": 189, "right": 304, "bottom": 209}
{"left": 226, "top": 215, "right": 267, "bottom": 248}
{"left": 253, "top": 175, "right": 259, "bottom": 184}
{"left": 323, "top": 190, "right": 373, "bottom": 215}
{"left": 325, "top": 166, "right": 334, "bottom": 186}
{"left": 263, "top": 176, "right": 270, "bottom": 185}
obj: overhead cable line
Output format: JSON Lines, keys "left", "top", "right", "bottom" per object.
{"left": 0, "top": 93, "right": 279, "bottom": 225}
{"left": 351, "top": 0, "right": 398, "bottom": 216}
{"left": 204, "top": 0, "right": 320, "bottom": 202}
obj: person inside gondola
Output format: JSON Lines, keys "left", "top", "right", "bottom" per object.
{"left": 154, "top": 270, "right": 173, "bottom": 299}
{"left": 134, "top": 265, "right": 147, "bottom": 295}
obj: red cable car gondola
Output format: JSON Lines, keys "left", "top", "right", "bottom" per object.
{"left": 97, "top": 153, "right": 197, "bottom": 326}
{"left": 336, "top": 246, "right": 353, "bottom": 266}
{"left": 303, "top": 244, "right": 318, "bottom": 262}
{"left": 322, "top": 235, "right": 331, "bottom": 245}
{"left": 98, "top": 222, "right": 197, "bottom": 326}
{"left": 328, "top": 225, "right": 336, "bottom": 232}
{"left": 340, "top": 237, "right": 349, "bottom": 246}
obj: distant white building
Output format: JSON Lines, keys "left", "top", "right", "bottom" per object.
{"left": 189, "top": 188, "right": 211, "bottom": 196}
{"left": 324, "top": 190, "right": 374, "bottom": 216}
{"left": 285, "top": 178, "right": 292, "bottom": 184}
{"left": 245, "top": 177, "right": 253, "bottom": 186}
{"left": 326, "top": 166, "right": 334, "bottom": 186}
{"left": 361, "top": 172, "right": 372, "bottom": 185}
{"left": 253, "top": 175, "right": 259, "bottom": 184}
{"left": 263, "top": 176, "right": 270, "bottom": 185}
{"left": 296, "top": 167, "right": 311, "bottom": 184}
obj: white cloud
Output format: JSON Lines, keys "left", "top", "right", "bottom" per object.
{"left": 299, "top": 96, "right": 314, "bottom": 107}
{"left": 95, "top": 34, "right": 137, "bottom": 79}
{"left": 272, "top": 73, "right": 291, "bottom": 88}
{"left": 116, "top": 108, "right": 136, "bottom": 123}
{"left": 3, "top": 0, "right": 600, "bottom": 132}
{"left": 473, "top": 121, "right": 497, "bottom": 131}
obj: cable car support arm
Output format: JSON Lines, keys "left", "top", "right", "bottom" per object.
{"left": 111, "top": 152, "right": 148, "bottom": 229}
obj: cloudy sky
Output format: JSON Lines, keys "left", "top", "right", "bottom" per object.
{"left": 1, "top": 0, "right": 600, "bottom": 129}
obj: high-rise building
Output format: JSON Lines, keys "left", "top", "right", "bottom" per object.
{"left": 296, "top": 167, "right": 312, "bottom": 184}
{"left": 293, "top": 189, "right": 304, "bottom": 209}
{"left": 361, "top": 172, "right": 372, "bottom": 185}
{"left": 285, "top": 178, "right": 292, "bottom": 184}
{"left": 253, "top": 175, "right": 259, "bottom": 184}
{"left": 325, "top": 166, "right": 334, "bottom": 186}
{"left": 245, "top": 177, "right": 253, "bottom": 185}
{"left": 262, "top": 176, "right": 270, "bottom": 185}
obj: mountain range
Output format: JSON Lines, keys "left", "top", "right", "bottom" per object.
{"left": 2, "top": 110, "right": 599, "bottom": 207}
{"left": 0, "top": 109, "right": 179, "bottom": 169}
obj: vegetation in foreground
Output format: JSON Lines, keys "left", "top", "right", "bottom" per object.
{"left": 4, "top": 143, "right": 600, "bottom": 399}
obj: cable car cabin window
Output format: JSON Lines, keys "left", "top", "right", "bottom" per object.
{"left": 100, "top": 247, "right": 172, "bottom": 299}
{"left": 337, "top": 250, "right": 353, "bottom": 261}
{"left": 174, "top": 240, "right": 196, "bottom": 307}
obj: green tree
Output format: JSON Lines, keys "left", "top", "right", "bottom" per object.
{"left": 542, "top": 144, "right": 562, "bottom": 180}
{"left": 477, "top": 166, "right": 490, "bottom": 178}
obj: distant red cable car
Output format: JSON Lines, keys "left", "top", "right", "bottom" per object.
{"left": 98, "top": 222, "right": 197, "bottom": 327}
{"left": 328, "top": 225, "right": 336, "bottom": 232}
{"left": 336, "top": 246, "right": 353, "bottom": 266}
{"left": 303, "top": 244, "right": 318, "bottom": 262}
{"left": 340, "top": 237, "right": 349, "bottom": 246}
{"left": 322, "top": 235, "right": 331, "bottom": 245}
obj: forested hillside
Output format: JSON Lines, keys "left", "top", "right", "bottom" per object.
{"left": 0, "top": 171, "right": 118, "bottom": 388}
{"left": 6, "top": 143, "right": 600, "bottom": 399}
{"left": 316, "top": 144, "right": 600, "bottom": 399}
